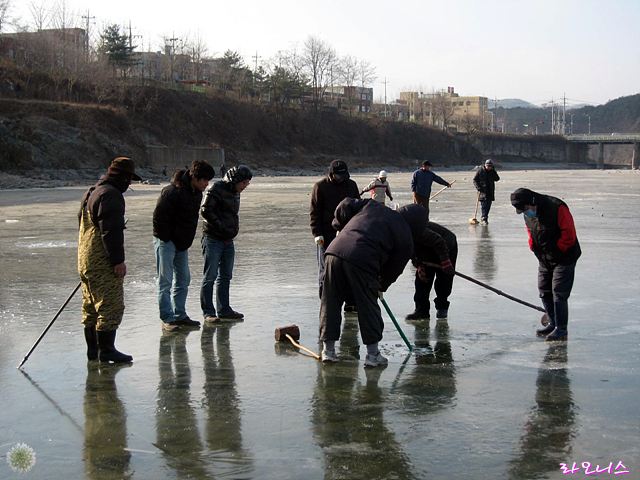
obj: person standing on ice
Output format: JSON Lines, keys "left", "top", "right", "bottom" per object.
{"left": 319, "top": 198, "right": 413, "bottom": 367}
{"left": 360, "top": 170, "right": 393, "bottom": 205}
{"left": 310, "top": 159, "right": 360, "bottom": 309}
{"left": 78, "top": 157, "right": 140, "bottom": 363}
{"left": 200, "top": 165, "right": 252, "bottom": 323}
{"left": 153, "top": 160, "right": 215, "bottom": 332}
{"left": 411, "top": 160, "right": 452, "bottom": 219}
{"left": 473, "top": 159, "right": 500, "bottom": 225}
{"left": 511, "top": 188, "right": 581, "bottom": 341}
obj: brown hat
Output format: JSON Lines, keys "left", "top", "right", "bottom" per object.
{"left": 108, "top": 157, "right": 141, "bottom": 181}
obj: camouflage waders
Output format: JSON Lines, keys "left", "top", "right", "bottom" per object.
{"left": 78, "top": 208, "right": 124, "bottom": 332}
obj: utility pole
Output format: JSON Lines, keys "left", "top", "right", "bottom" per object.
{"left": 81, "top": 10, "right": 95, "bottom": 62}
{"left": 252, "top": 51, "right": 261, "bottom": 85}
{"left": 563, "top": 93, "right": 567, "bottom": 136}
{"left": 382, "top": 77, "right": 388, "bottom": 118}
{"left": 493, "top": 96, "right": 498, "bottom": 132}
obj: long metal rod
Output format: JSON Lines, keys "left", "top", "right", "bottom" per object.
{"left": 380, "top": 298, "right": 414, "bottom": 352}
{"left": 429, "top": 179, "right": 456, "bottom": 200}
{"left": 17, "top": 282, "right": 82, "bottom": 369}
{"left": 423, "top": 263, "right": 545, "bottom": 313}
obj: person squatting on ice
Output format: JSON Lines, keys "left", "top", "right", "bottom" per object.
{"left": 78, "top": 157, "right": 140, "bottom": 363}
{"left": 200, "top": 165, "right": 252, "bottom": 324}
{"left": 310, "top": 159, "right": 360, "bottom": 311}
{"left": 411, "top": 160, "right": 452, "bottom": 219}
{"left": 473, "top": 159, "right": 500, "bottom": 225}
{"left": 153, "top": 160, "right": 215, "bottom": 332}
{"left": 360, "top": 170, "right": 393, "bottom": 205}
{"left": 511, "top": 188, "right": 581, "bottom": 341}
{"left": 319, "top": 198, "right": 413, "bottom": 367}
{"left": 398, "top": 204, "right": 457, "bottom": 321}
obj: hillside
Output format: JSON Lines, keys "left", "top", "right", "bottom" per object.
{"left": 0, "top": 65, "right": 484, "bottom": 175}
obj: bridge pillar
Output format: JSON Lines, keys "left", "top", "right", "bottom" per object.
{"left": 633, "top": 142, "right": 640, "bottom": 170}
{"left": 597, "top": 143, "right": 605, "bottom": 169}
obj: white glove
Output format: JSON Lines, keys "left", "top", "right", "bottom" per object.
{"left": 314, "top": 236, "right": 325, "bottom": 246}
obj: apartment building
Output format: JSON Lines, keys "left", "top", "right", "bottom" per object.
{"left": 399, "top": 88, "right": 489, "bottom": 132}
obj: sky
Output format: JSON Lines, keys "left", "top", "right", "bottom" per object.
{"left": 7, "top": 0, "right": 640, "bottom": 107}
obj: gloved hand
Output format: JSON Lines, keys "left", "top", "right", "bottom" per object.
{"left": 441, "top": 258, "right": 455, "bottom": 275}
{"left": 389, "top": 196, "right": 393, "bottom": 201}
{"left": 378, "top": 291, "right": 384, "bottom": 300}
{"left": 417, "top": 265, "right": 429, "bottom": 283}
{"left": 314, "top": 236, "right": 324, "bottom": 246}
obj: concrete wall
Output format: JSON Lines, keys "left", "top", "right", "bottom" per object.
{"left": 146, "top": 146, "right": 225, "bottom": 172}
{"left": 471, "top": 136, "right": 589, "bottom": 164}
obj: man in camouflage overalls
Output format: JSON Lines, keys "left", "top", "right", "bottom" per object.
{"left": 78, "top": 157, "right": 140, "bottom": 363}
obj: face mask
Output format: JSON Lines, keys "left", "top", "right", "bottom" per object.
{"left": 523, "top": 208, "right": 536, "bottom": 218}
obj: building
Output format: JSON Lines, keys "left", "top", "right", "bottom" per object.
{"left": 399, "top": 87, "right": 489, "bottom": 132}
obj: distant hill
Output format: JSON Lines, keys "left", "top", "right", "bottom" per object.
{"left": 489, "top": 98, "right": 538, "bottom": 109}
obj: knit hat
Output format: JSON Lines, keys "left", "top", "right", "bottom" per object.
{"left": 379, "top": 170, "right": 387, "bottom": 178}
{"left": 485, "top": 159, "right": 494, "bottom": 166}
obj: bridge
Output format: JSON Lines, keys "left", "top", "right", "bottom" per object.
{"left": 567, "top": 134, "right": 640, "bottom": 169}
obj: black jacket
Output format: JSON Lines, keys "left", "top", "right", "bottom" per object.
{"left": 473, "top": 167, "right": 500, "bottom": 201}
{"left": 525, "top": 193, "right": 581, "bottom": 268}
{"left": 327, "top": 198, "right": 413, "bottom": 291}
{"left": 78, "top": 174, "right": 127, "bottom": 265}
{"left": 398, "top": 203, "right": 457, "bottom": 266}
{"left": 153, "top": 170, "right": 203, "bottom": 251}
{"left": 201, "top": 180, "right": 241, "bottom": 241}
{"left": 310, "top": 176, "right": 360, "bottom": 246}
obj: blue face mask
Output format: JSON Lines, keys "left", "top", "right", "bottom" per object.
{"left": 523, "top": 208, "right": 536, "bottom": 218}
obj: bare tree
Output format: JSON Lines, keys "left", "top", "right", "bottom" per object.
{"left": 184, "top": 30, "right": 208, "bottom": 82}
{"left": 301, "top": 35, "right": 337, "bottom": 111}
{"left": 28, "top": 0, "right": 50, "bottom": 30}
{"left": 425, "top": 89, "right": 456, "bottom": 131}
{"left": 0, "top": 0, "right": 12, "bottom": 33}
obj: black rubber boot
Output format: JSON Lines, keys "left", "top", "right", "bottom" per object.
{"left": 546, "top": 301, "right": 568, "bottom": 341}
{"left": 536, "top": 297, "right": 556, "bottom": 336}
{"left": 97, "top": 330, "right": 133, "bottom": 363}
{"left": 84, "top": 326, "right": 99, "bottom": 361}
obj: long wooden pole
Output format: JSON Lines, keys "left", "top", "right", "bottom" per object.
{"left": 429, "top": 179, "right": 456, "bottom": 200}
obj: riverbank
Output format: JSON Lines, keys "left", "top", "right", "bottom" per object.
{"left": 0, "top": 161, "right": 604, "bottom": 190}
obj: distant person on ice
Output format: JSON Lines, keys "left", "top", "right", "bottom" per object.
{"left": 310, "top": 159, "right": 360, "bottom": 310}
{"left": 511, "top": 188, "right": 581, "bottom": 341}
{"left": 78, "top": 157, "right": 141, "bottom": 363}
{"left": 411, "top": 160, "right": 452, "bottom": 219}
{"left": 319, "top": 198, "right": 413, "bottom": 367}
{"left": 473, "top": 159, "right": 500, "bottom": 225}
{"left": 153, "top": 160, "right": 215, "bottom": 332}
{"left": 360, "top": 170, "right": 393, "bottom": 205}
{"left": 398, "top": 204, "right": 457, "bottom": 321}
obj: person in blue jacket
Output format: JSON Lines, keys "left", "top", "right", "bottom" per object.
{"left": 411, "top": 160, "right": 452, "bottom": 219}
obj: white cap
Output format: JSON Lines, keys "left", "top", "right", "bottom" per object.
{"left": 379, "top": 170, "right": 387, "bottom": 178}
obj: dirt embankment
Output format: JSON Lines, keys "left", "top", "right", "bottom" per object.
{"left": 0, "top": 84, "right": 485, "bottom": 188}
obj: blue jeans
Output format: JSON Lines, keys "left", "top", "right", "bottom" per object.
{"left": 154, "top": 237, "right": 190, "bottom": 322}
{"left": 200, "top": 236, "right": 235, "bottom": 318}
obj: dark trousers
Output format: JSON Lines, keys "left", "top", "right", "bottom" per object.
{"left": 413, "top": 192, "right": 430, "bottom": 220}
{"left": 480, "top": 199, "right": 492, "bottom": 220}
{"left": 319, "top": 255, "right": 383, "bottom": 346}
{"left": 414, "top": 247, "right": 458, "bottom": 313}
{"left": 538, "top": 261, "right": 576, "bottom": 326}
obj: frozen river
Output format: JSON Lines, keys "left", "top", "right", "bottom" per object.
{"left": 0, "top": 167, "right": 638, "bottom": 479}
